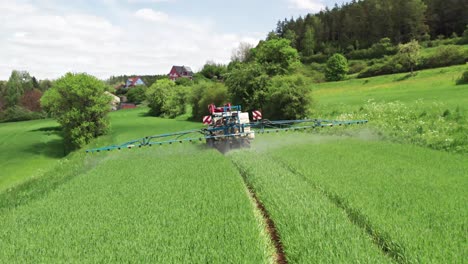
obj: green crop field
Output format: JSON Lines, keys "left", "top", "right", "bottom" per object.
{"left": 0, "top": 65, "right": 467, "bottom": 262}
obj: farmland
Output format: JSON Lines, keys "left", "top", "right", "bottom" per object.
{"left": 0, "top": 65, "right": 467, "bottom": 262}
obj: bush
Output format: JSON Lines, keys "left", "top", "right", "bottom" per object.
{"left": 422, "top": 45, "right": 466, "bottom": 69}
{"left": 325, "top": 53, "right": 349, "bottom": 81}
{"left": 358, "top": 57, "right": 403, "bottom": 78}
{"left": 263, "top": 75, "right": 311, "bottom": 120}
{"left": 41, "top": 73, "right": 111, "bottom": 150}
{"left": 348, "top": 61, "right": 367, "bottom": 74}
{"left": 302, "top": 53, "right": 328, "bottom": 64}
{"left": 191, "top": 82, "right": 229, "bottom": 121}
{"left": 347, "top": 38, "right": 397, "bottom": 60}
{"left": 126, "top": 86, "right": 146, "bottom": 104}
{"left": 146, "top": 79, "right": 189, "bottom": 118}
{"left": 200, "top": 62, "right": 227, "bottom": 80}
{"left": 459, "top": 26, "right": 468, "bottom": 44}
{"left": 456, "top": 70, "right": 468, "bottom": 85}
{"left": 146, "top": 79, "right": 174, "bottom": 117}
{"left": 0, "top": 106, "right": 46, "bottom": 122}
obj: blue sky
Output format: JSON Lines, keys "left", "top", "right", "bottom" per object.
{"left": 0, "top": 0, "right": 347, "bottom": 79}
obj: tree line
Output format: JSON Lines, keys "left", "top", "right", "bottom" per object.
{"left": 273, "top": 0, "right": 467, "bottom": 57}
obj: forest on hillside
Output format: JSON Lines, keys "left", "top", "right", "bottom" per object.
{"left": 272, "top": 0, "right": 468, "bottom": 56}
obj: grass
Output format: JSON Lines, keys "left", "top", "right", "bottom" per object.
{"left": 312, "top": 65, "right": 468, "bottom": 107}
{"left": 0, "top": 119, "right": 64, "bottom": 191}
{"left": 253, "top": 135, "right": 468, "bottom": 263}
{"left": 310, "top": 65, "right": 468, "bottom": 153}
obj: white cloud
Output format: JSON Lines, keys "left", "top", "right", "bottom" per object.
{"left": 288, "top": 0, "right": 325, "bottom": 12}
{"left": 0, "top": 2, "right": 261, "bottom": 80}
{"left": 135, "top": 8, "right": 169, "bottom": 22}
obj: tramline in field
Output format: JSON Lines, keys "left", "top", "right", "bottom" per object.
{"left": 86, "top": 104, "right": 368, "bottom": 153}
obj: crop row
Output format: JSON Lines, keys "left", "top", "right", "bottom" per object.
{"left": 0, "top": 145, "right": 272, "bottom": 263}
{"left": 228, "top": 147, "right": 390, "bottom": 263}
{"left": 265, "top": 134, "right": 468, "bottom": 263}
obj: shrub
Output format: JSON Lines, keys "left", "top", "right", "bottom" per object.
{"left": 191, "top": 82, "right": 229, "bottom": 121}
{"left": 325, "top": 54, "right": 349, "bottom": 81}
{"left": 146, "top": 79, "right": 175, "bottom": 117}
{"left": 263, "top": 75, "right": 311, "bottom": 120}
{"left": 422, "top": 45, "right": 466, "bottom": 69}
{"left": 302, "top": 53, "right": 328, "bottom": 64}
{"left": 200, "top": 62, "right": 227, "bottom": 80}
{"left": 348, "top": 61, "right": 367, "bottom": 74}
{"left": 459, "top": 26, "right": 468, "bottom": 44}
{"left": 0, "top": 106, "right": 46, "bottom": 122}
{"left": 146, "top": 79, "right": 189, "bottom": 118}
{"left": 126, "top": 86, "right": 146, "bottom": 104}
{"left": 41, "top": 73, "right": 111, "bottom": 150}
{"left": 358, "top": 57, "right": 403, "bottom": 78}
{"left": 347, "top": 38, "right": 397, "bottom": 60}
{"left": 456, "top": 70, "right": 468, "bottom": 85}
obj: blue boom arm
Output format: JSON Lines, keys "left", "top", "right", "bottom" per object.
{"left": 86, "top": 118, "right": 368, "bottom": 153}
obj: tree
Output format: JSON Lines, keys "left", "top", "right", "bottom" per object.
{"left": 264, "top": 75, "right": 311, "bottom": 120}
{"left": 398, "top": 40, "right": 421, "bottom": 75}
{"left": 6, "top": 70, "right": 23, "bottom": 107}
{"left": 39, "top": 79, "right": 53, "bottom": 92}
{"left": 126, "top": 86, "right": 146, "bottom": 104}
{"left": 252, "top": 38, "right": 300, "bottom": 76}
{"left": 231, "top": 42, "right": 254, "bottom": 63}
{"left": 325, "top": 54, "right": 349, "bottom": 81}
{"left": 41, "top": 73, "right": 111, "bottom": 150}
{"left": 146, "top": 79, "right": 175, "bottom": 117}
{"left": 225, "top": 62, "right": 270, "bottom": 110}
{"left": 20, "top": 89, "right": 43, "bottom": 112}
{"left": 200, "top": 61, "right": 227, "bottom": 80}
{"left": 301, "top": 26, "right": 315, "bottom": 57}
{"left": 190, "top": 82, "right": 228, "bottom": 120}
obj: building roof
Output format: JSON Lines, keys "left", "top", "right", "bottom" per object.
{"left": 172, "top": 65, "right": 193, "bottom": 75}
{"left": 128, "top": 77, "right": 142, "bottom": 86}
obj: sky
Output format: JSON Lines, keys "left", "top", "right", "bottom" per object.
{"left": 0, "top": 0, "right": 347, "bottom": 80}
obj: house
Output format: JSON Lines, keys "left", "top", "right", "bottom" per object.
{"left": 169, "top": 65, "right": 194, "bottom": 81}
{"left": 125, "top": 77, "right": 145, "bottom": 88}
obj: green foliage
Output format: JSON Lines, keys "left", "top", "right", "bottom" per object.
{"left": 225, "top": 63, "right": 270, "bottom": 110}
{"left": 6, "top": 71, "right": 23, "bottom": 107}
{"left": 422, "top": 45, "right": 466, "bottom": 68}
{"left": 190, "top": 82, "right": 228, "bottom": 121}
{"left": 0, "top": 105, "right": 46, "bottom": 123}
{"left": 348, "top": 60, "right": 368, "bottom": 74}
{"left": 460, "top": 26, "right": 468, "bottom": 44}
{"left": 325, "top": 54, "right": 349, "bottom": 81}
{"left": 456, "top": 69, "right": 468, "bottom": 85}
{"left": 397, "top": 40, "right": 421, "bottom": 74}
{"left": 146, "top": 79, "right": 175, "bottom": 117}
{"left": 251, "top": 38, "right": 300, "bottom": 76}
{"left": 347, "top": 38, "right": 398, "bottom": 60}
{"left": 41, "top": 73, "right": 111, "bottom": 150}
{"left": 263, "top": 75, "right": 311, "bottom": 120}
{"left": 301, "top": 26, "right": 315, "bottom": 57}
{"left": 174, "top": 77, "right": 193, "bottom": 86}
{"left": 146, "top": 79, "right": 188, "bottom": 118}
{"left": 200, "top": 62, "right": 227, "bottom": 80}
{"left": 126, "top": 86, "right": 146, "bottom": 104}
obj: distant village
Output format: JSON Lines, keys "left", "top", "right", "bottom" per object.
{"left": 109, "top": 65, "right": 194, "bottom": 111}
